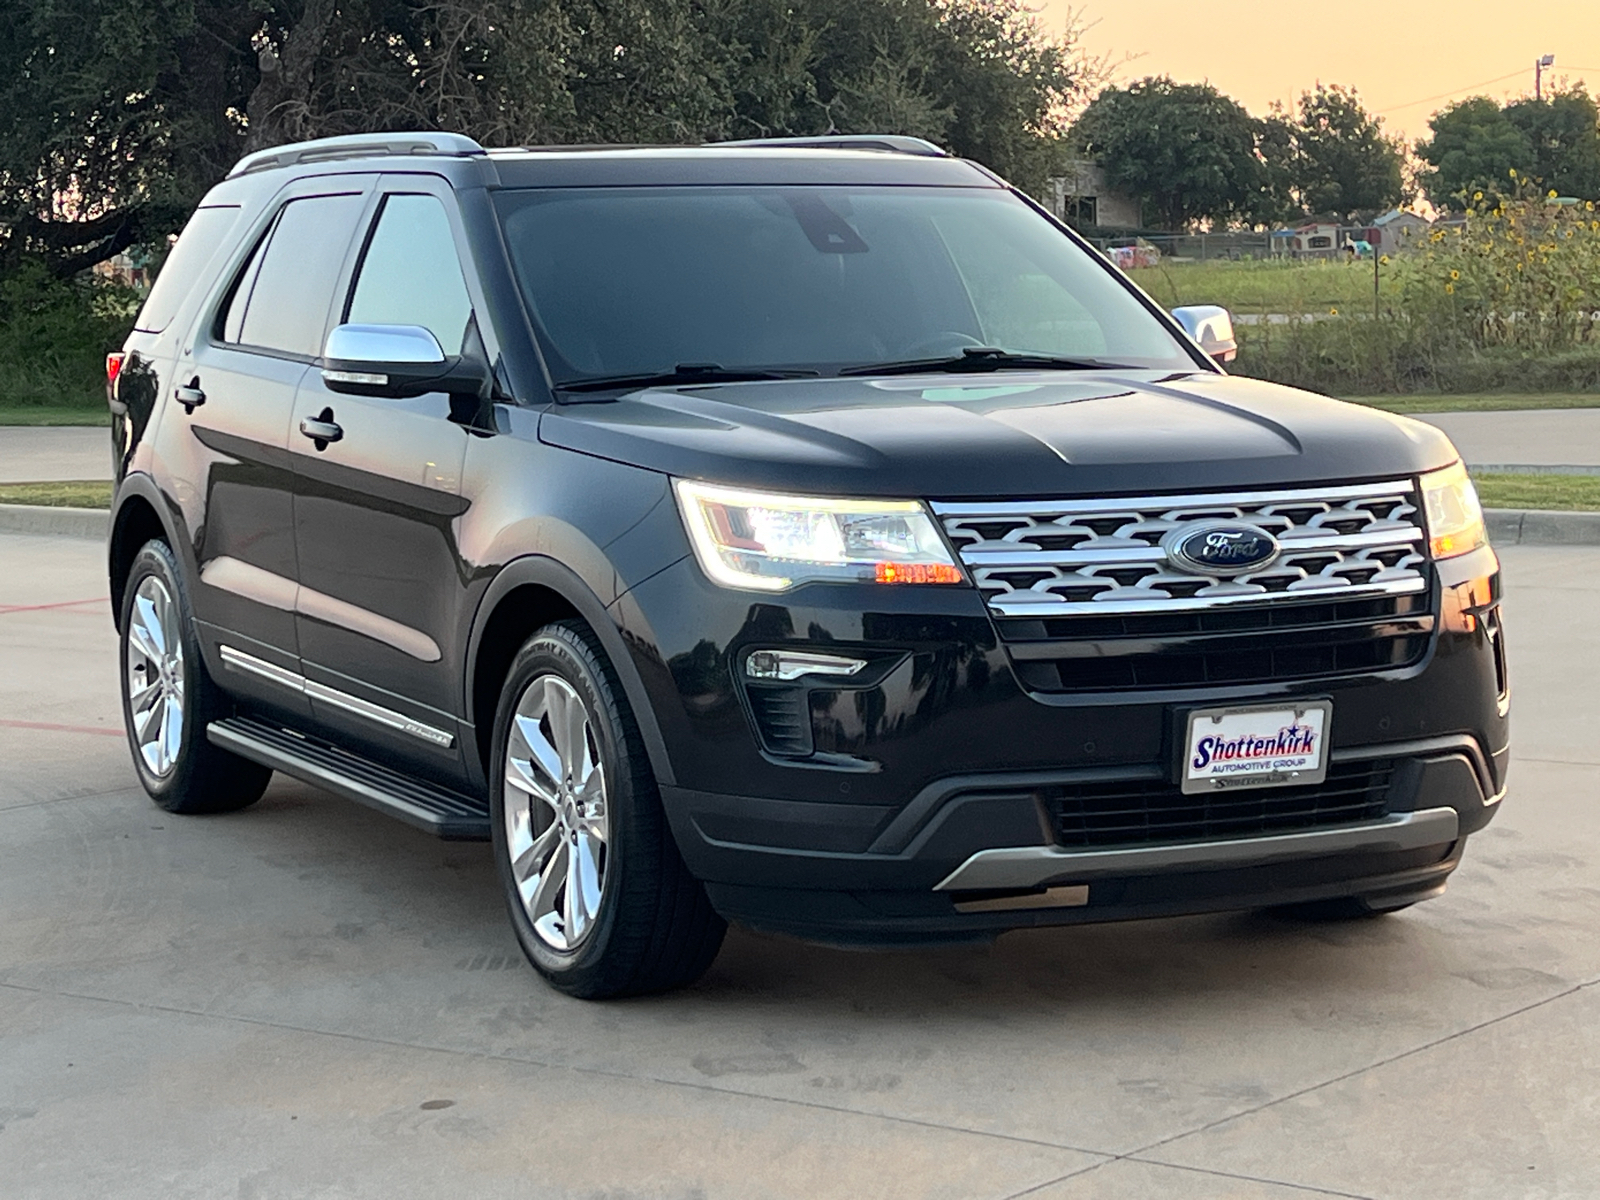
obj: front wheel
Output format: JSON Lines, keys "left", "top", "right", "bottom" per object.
{"left": 119, "top": 540, "right": 272, "bottom": 814}
{"left": 490, "top": 620, "right": 726, "bottom": 999}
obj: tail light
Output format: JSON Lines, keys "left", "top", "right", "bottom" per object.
{"left": 106, "top": 351, "right": 127, "bottom": 409}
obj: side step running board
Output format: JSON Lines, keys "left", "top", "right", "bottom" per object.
{"left": 208, "top": 716, "right": 491, "bottom": 841}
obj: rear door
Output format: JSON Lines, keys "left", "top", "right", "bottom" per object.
{"left": 287, "top": 177, "right": 481, "bottom": 784}
{"left": 178, "top": 179, "right": 373, "bottom": 716}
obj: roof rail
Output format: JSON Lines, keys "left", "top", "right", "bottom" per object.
{"left": 228, "top": 132, "right": 486, "bottom": 178}
{"left": 708, "top": 134, "right": 947, "bottom": 157}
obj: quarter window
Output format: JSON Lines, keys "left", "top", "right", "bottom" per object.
{"left": 345, "top": 194, "right": 474, "bottom": 355}
{"left": 135, "top": 206, "right": 241, "bottom": 335}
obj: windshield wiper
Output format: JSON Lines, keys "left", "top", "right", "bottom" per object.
{"left": 556, "top": 362, "right": 820, "bottom": 393}
{"left": 839, "top": 347, "right": 1123, "bottom": 377}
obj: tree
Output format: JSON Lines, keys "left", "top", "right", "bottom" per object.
{"left": 1286, "top": 84, "right": 1404, "bottom": 219}
{"left": 1415, "top": 97, "right": 1534, "bottom": 210}
{"left": 0, "top": 0, "right": 262, "bottom": 276}
{"left": 1073, "top": 77, "right": 1268, "bottom": 230}
{"left": 1504, "top": 89, "right": 1600, "bottom": 200}
{"left": 0, "top": 0, "right": 1098, "bottom": 277}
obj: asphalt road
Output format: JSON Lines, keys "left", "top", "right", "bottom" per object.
{"left": 5, "top": 408, "right": 1600, "bottom": 485}
{"left": 1, "top": 531, "right": 1597, "bottom": 1200}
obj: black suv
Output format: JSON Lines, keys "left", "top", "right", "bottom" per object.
{"left": 107, "top": 132, "right": 1509, "bottom": 998}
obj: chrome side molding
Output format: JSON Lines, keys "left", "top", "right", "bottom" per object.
{"left": 218, "top": 644, "right": 454, "bottom": 749}
{"left": 934, "top": 807, "right": 1461, "bottom": 892}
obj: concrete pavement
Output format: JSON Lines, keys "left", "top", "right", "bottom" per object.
{"left": 0, "top": 425, "right": 114, "bottom": 483}
{"left": 1, "top": 529, "right": 1597, "bottom": 1198}
{"left": 1409, "top": 407, "right": 1600, "bottom": 471}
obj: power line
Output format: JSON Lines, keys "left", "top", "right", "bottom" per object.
{"left": 1380, "top": 68, "right": 1528, "bottom": 114}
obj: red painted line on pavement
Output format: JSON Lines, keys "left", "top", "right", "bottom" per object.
{"left": 0, "top": 596, "right": 110, "bottom": 614}
{"left": 0, "top": 718, "right": 123, "bottom": 738}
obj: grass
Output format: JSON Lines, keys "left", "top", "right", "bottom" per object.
{"left": 1473, "top": 473, "right": 1600, "bottom": 512}
{"left": 1343, "top": 393, "right": 1600, "bottom": 414}
{"left": 1127, "top": 259, "right": 1389, "bottom": 314}
{"left": 0, "top": 480, "right": 113, "bottom": 508}
{"left": 0, "top": 405, "right": 111, "bottom": 426}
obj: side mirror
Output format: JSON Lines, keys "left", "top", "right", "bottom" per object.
{"left": 1171, "top": 305, "right": 1238, "bottom": 365}
{"left": 320, "top": 323, "right": 487, "bottom": 398}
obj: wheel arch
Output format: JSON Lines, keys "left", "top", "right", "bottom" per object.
{"left": 465, "top": 556, "right": 676, "bottom": 791}
{"left": 108, "top": 475, "right": 183, "bottom": 632}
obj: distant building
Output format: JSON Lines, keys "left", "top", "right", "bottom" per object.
{"left": 92, "top": 247, "right": 155, "bottom": 289}
{"left": 1270, "top": 221, "right": 1343, "bottom": 257}
{"left": 1046, "top": 161, "right": 1143, "bottom": 231}
{"left": 1367, "top": 209, "right": 1431, "bottom": 255}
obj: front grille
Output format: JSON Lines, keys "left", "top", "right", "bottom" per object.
{"left": 934, "top": 481, "right": 1436, "bottom": 693}
{"left": 1044, "top": 759, "right": 1394, "bottom": 849}
{"left": 933, "top": 480, "right": 1429, "bottom": 618}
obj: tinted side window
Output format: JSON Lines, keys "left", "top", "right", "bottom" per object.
{"left": 232, "top": 193, "right": 367, "bottom": 357}
{"left": 134, "top": 206, "right": 242, "bottom": 334}
{"left": 345, "top": 194, "right": 474, "bottom": 354}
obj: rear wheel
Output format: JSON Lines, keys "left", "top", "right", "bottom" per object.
{"left": 119, "top": 540, "right": 272, "bottom": 814}
{"left": 490, "top": 620, "right": 726, "bottom": 998}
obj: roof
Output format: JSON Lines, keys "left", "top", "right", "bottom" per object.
{"left": 1373, "top": 208, "right": 1429, "bottom": 226}
{"left": 225, "top": 131, "right": 993, "bottom": 190}
{"left": 222, "top": 131, "right": 998, "bottom": 192}
{"left": 487, "top": 147, "right": 992, "bottom": 189}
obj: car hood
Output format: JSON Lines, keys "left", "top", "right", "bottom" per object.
{"left": 537, "top": 370, "right": 1459, "bottom": 498}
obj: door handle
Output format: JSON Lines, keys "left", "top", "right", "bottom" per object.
{"left": 174, "top": 381, "right": 206, "bottom": 414}
{"left": 299, "top": 408, "right": 343, "bottom": 450}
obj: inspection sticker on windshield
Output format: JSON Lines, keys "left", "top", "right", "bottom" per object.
{"left": 1180, "top": 701, "right": 1331, "bottom": 794}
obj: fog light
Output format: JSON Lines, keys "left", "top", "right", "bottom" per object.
{"left": 746, "top": 650, "right": 867, "bottom": 681}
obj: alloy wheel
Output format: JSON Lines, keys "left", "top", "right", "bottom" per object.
{"left": 125, "top": 574, "right": 186, "bottom": 777}
{"left": 502, "top": 673, "right": 610, "bottom": 951}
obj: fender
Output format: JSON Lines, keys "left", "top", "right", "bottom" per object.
{"left": 464, "top": 554, "right": 677, "bottom": 788}
{"left": 108, "top": 472, "right": 195, "bottom": 628}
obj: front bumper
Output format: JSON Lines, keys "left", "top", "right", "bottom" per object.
{"left": 611, "top": 543, "right": 1508, "bottom": 943}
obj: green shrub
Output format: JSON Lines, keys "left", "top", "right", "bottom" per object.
{"left": 1233, "top": 319, "right": 1600, "bottom": 395}
{"left": 0, "top": 264, "right": 140, "bottom": 411}
{"left": 1226, "top": 187, "right": 1600, "bottom": 395}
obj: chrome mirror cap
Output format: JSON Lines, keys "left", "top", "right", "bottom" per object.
{"left": 1171, "top": 305, "right": 1238, "bottom": 365}
{"left": 322, "top": 323, "right": 446, "bottom": 366}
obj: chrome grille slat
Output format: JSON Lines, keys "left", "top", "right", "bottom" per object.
{"left": 931, "top": 478, "right": 1424, "bottom": 518}
{"left": 934, "top": 482, "right": 1428, "bottom": 618}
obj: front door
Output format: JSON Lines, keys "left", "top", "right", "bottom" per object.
{"left": 288, "top": 181, "right": 481, "bottom": 784}
{"left": 182, "top": 181, "right": 372, "bottom": 718}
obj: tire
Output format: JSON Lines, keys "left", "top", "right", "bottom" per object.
{"left": 119, "top": 540, "right": 273, "bottom": 814}
{"left": 1272, "top": 896, "right": 1417, "bottom": 921}
{"left": 490, "top": 620, "right": 726, "bottom": 999}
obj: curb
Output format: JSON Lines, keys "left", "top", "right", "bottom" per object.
{"left": 0, "top": 504, "right": 110, "bottom": 540}
{"left": 5, "top": 503, "right": 1599, "bottom": 548}
{"left": 1484, "top": 507, "right": 1600, "bottom": 547}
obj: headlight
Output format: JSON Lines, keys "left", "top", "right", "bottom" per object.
{"left": 1420, "top": 462, "right": 1486, "bottom": 559}
{"left": 673, "top": 480, "right": 964, "bottom": 591}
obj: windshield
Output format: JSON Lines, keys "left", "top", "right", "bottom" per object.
{"left": 493, "top": 185, "right": 1201, "bottom": 386}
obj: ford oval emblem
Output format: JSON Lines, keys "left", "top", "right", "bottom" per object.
{"left": 1163, "top": 522, "right": 1280, "bottom": 576}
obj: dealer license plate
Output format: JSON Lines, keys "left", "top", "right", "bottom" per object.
{"left": 1180, "top": 701, "right": 1332, "bottom": 794}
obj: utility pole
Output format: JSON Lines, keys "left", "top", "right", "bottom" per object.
{"left": 1536, "top": 54, "right": 1555, "bottom": 101}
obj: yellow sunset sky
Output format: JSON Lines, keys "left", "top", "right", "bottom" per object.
{"left": 1043, "top": 0, "right": 1600, "bottom": 142}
